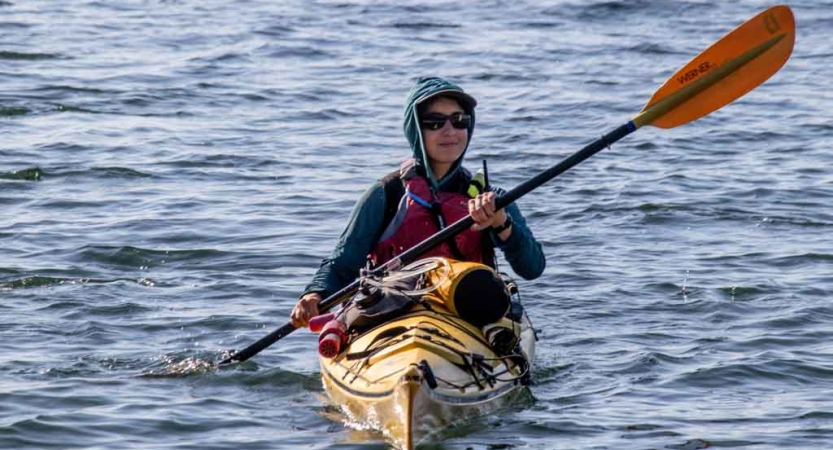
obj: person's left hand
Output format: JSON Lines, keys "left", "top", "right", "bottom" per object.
{"left": 468, "top": 191, "right": 508, "bottom": 231}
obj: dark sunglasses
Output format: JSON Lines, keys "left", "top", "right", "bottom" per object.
{"left": 420, "top": 112, "right": 471, "bottom": 131}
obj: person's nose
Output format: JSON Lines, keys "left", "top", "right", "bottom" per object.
{"left": 439, "top": 119, "right": 455, "bottom": 133}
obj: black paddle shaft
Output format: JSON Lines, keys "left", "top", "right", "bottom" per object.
{"left": 219, "top": 122, "right": 635, "bottom": 366}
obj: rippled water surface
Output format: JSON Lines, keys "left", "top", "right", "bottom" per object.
{"left": 2, "top": 1, "right": 832, "bottom": 449}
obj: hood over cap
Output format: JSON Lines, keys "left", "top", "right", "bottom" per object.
{"left": 403, "top": 76, "right": 477, "bottom": 191}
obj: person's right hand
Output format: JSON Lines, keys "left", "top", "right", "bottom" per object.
{"left": 290, "top": 293, "right": 322, "bottom": 328}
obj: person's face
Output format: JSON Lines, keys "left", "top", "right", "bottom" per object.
{"left": 421, "top": 97, "right": 469, "bottom": 174}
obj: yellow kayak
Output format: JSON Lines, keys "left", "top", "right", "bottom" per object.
{"left": 317, "top": 258, "right": 536, "bottom": 449}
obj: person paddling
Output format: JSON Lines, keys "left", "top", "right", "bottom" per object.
{"left": 291, "top": 76, "right": 546, "bottom": 328}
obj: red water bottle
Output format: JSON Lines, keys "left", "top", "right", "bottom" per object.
{"left": 318, "top": 318, "right": 347, "bottom": 359}
{"left": 308, "top": 313, "right": 335, "bottom": 332}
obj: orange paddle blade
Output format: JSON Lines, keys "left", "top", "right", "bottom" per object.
{"left": 633, "top": 5, "right": 795, "bottom": 129}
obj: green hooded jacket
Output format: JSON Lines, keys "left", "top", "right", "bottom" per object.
{"left": 303, "top": 77, "right": 545, "bottom": 299}
{"left": 403, "top": 76, "right": 477, "bottom": 191}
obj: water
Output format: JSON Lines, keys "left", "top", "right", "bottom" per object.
{"left": 2, "top": 0, "right": 831, "bottom": 448}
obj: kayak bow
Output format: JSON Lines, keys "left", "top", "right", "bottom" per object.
{"left": 318, "top": 258, "right": 535, "bottom": 449}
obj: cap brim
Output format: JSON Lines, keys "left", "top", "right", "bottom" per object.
{"left": 416, "top": 89, "right": 477, "bottom": 110}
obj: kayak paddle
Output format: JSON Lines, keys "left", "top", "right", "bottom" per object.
{"left": 218, "top": 4, "right": 794, "bottom": 366}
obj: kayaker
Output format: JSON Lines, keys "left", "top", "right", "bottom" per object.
{"left": 291, "top": 76, "right": 545, "bottom": 328}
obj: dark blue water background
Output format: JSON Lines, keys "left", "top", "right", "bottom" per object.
{"left": 2, "top": 1, "right": 831, "bottom": 449}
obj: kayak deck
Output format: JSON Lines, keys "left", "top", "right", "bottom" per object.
{"left": 320, "top": 304, "right": 535, "bottom": 449}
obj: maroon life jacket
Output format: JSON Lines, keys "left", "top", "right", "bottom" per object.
{"left": 369, "top": 171, "right": 494, "bottom": 267}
